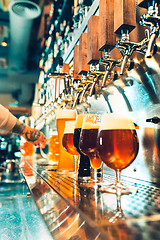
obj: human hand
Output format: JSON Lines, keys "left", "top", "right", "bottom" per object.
{"left": 22, "top": 126, "right": 47, "bottom": 148}
{"left": 12, "top": 120, "right": 47, "bottom": 148}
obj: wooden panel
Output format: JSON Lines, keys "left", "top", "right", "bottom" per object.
{"left": 78, "top": 32, "right": 90, "bottom": 74}
{"left": 98, "top": 0, "right": 116, "bottom": 51}
{"left": 62, "top": 63, "right": 69, "bottom": 73}
{"left": 114, "top": 0, "right": 136, "bottom": 34}
{"left": 87, "top": 15, "right": 102, "bottom": 64}
{"left": 73, "top": 45, "right": 81, "bottom": 80}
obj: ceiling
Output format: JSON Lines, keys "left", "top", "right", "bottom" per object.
{"left": 0, "top": 0, "right": 50, "bottom": 107}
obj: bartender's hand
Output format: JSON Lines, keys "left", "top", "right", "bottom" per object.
{"left": 11, "top": 119, "right": 47, "bottom": 148}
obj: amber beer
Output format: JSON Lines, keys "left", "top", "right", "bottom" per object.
{"left": 97, "top": 114, "right": 139, "bottom": 171}
{"left": 48, "top": 130, "right": 60, "bottom": 164}
{"left": 73, "top": 114, "right": 91, "bottom": 178}
{"left": 20, "top": 140, "right": 34, "bottom": 157}
{"left": 56, "top": 109, "right": 76, "bottom": 171}
{"left": 62, "top": 121, "right": 78, "bottom": 156}
{"left": 79, "top": 128, "right": 102, "bottom": 169}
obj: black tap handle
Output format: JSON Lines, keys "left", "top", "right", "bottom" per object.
{"left": 146, "top": 116, "right": 160, "bottom": 124}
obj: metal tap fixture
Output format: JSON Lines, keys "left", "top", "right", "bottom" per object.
{"left": 115, "top": 29, "right": 151, "bottom": 75}
{"left": 140, "top": 1, "right": 160, "bottom": 58}
{"left": 79, "top": 75, "right": 93, "bottom": 103}
{"left": 72, "top": 86, "right": 84, "bottom": 109}
{"left": 88, "top": 73, "right": 104, "bottom": 96}
{"left": 99, "top": 55, "right": 122, "bottom": 86}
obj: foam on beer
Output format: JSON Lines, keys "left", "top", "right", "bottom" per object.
{"left": 82, "top": 114, "right": 99, "bottom": 129}
{"left": 56, "top": 109, "right": 76, "bottom": 119}
{"left": 100, "top": 113, "right": 136, "bottom": 130}
{"left": 75, "top": 114, "right": 85, "bottom": 128}
{"left": 64, "top": 121, "right": 76, "bottom": 133}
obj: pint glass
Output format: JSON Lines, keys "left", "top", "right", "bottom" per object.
{"left": 56, "top": 109, "right": 77, "bottom": 172}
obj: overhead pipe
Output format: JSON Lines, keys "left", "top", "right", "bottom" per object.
{"left": 8, "top": 0, "right": 41, "bottom": 71}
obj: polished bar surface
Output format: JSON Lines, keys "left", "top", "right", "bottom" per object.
{"left": 0, "top": 165, "right": 52, "bottom": 240}
{"left": 21, "top": 155, "right": 160, "bottom": 240}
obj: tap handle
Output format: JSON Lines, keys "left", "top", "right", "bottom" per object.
{"left": 146, "top": 116, "right": 160, "bottom": 124}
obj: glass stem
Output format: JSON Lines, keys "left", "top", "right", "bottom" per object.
{"left": 115, "top": 169, "right": 123, "bottom": 189}
{"left": 116, "top": 192, "right": 122, "bottom": 212}
{"left": 94, "top": 168, "right": 97, "bottom": 183}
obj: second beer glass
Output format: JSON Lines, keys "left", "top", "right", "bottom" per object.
{"left": 62, "top": 121, "right": 79, "bottom": 174}
{"left": 56, "top": 109, "right": 77, "bottom": 173}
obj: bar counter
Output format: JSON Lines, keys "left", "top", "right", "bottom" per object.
{"left": 20, "top": 154, "right": 160, "bottom": 240}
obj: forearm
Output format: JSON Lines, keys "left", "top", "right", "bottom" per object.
{"left": 12, "top": 119, "right": 40, "bottom": 142}
{"left": 12, "top": 119, "right": 26, "bottom": 135}
{"left": 0, "top": 104, "right": 17, "bottom": 131}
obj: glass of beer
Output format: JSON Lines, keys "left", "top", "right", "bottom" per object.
{"left": 62, "top": 121, "right": 79, "bottom": 174}
{"left": 73, "top": 114, "right": 91, "bottom": 181}
{"left": 39, "top": 128, "right": 59, "bottom": 170}
{"left": 56, "top": 109, "right": 77, "bottom": 173}
{"left": 20, "top": 137, "right": 34, "bottom": 157}
{"left": 48, "top": 129, "right": 60, "bottom": 167}
{"left": 79, "top": 114, "right": 102, "bottom": 185}
{"left": 97, "top": 113, "right": 139, "bottom": 194}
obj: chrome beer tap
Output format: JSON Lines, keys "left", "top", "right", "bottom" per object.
{"left": 72, "top": 86, "right": 84, "bottom": 109}
{"left": 99, "top": 52, "right": 122, "bottom": 87}
{"left": 79, "top": 75, "right": 93, "bottom": 104}
{"left": 140, "top": 1, "right": 160, "bottom": 58}
{"left": 116, "top": 30, "right": 138, "bottom": 75}
{"left": 86, "top": 67, "right": 105, "bottom": 96}
{"left": 88, "top": 73, "right": 104, "bottom": 96}
{"left": 115, "top": 29, "right": 151, "bottom": 75}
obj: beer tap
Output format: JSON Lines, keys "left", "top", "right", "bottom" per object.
{"left": 79, "top": 75, "right": 93, "bottom": 104}
{"left": 72, "top": 86, "right": 84, "bottom": 109}
{"left": 115, "top": 29, "right": 151, "bottom": 75}
{"left": 139, "top": 0, "right": 160, "bottom": 58}
{"left": 88, "top": 72, "right": 104, "bottom": 96}
{"left": 116, "top": 30, "right": 136, "bottom": 75}
{"left": 99, "top": 51, "right": 122, "bottom": 87}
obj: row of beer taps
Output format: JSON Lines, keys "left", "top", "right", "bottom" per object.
{"left": 45, "top": 1, "right": 160, "bottom": 112}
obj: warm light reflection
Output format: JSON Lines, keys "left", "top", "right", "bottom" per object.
{"left": 145, "top": 57, "right": 160, "bottom": 73}
{"left": 1, "top": 40, "right": 7, "bottom": 47}
{"left": 108, "top": 86, "right": 129, "bottom": 113}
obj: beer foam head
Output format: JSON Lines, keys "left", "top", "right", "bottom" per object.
{"left": 64, "top": 121, "right": 76, "bottom": 133}
{"left": 75, "top": 114, "right": 85, "bottom": 128}
{"left": 100, "top": 113, "right": 136, "bottom": 130}
{"left": 82, "top": 114, "right": 99, "bottom": 129}
{"left": 55, "top": 109, "right": 76, "bottom": 119}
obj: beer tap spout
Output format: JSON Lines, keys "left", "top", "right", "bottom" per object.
{"left": 145, "top": 25, "right": 159, "bottom": 58}
{"left": 79, "top": 83, "right": 92, "bottom": 104}
{"left": 72, "top": 88, "right": 83, "bottom": 109}
{"left": 89, "top": 74, "right": 104, "bottom": 97}
{"left": 100, "top": 58, "right": 122, "bottom": 86}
